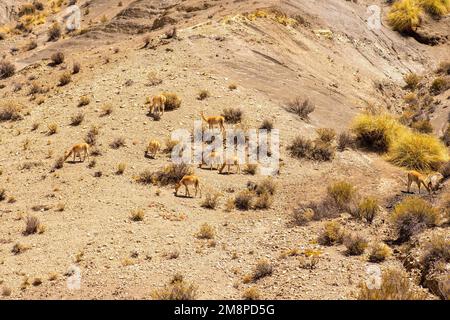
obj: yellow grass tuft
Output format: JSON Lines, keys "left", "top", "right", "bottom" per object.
{"left": 388, "top": 0, "right": 422, "bottom": 33}
{"left": 419, "top": 0, "right": 450, "bottom": 16}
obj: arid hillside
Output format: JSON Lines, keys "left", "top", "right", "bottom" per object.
{"left": 0, "top": 0, "right": 449, "bottom": 300}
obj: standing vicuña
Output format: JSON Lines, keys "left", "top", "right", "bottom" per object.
{"left": 148, "top": 94, "right": 167, "bottom": 115}
{"left": 175, "top": 175, "right": 201, "bottom": 198}
{"left": 64, "top": 143, "right": 89, "bottom": 162}
{"left": 201, "top": 111, "right": 225, "bottom": 132}
{"left": 406, "top": 170, "right": 430, "bottom": 194}
{"left": 146, "top": 139, "right": 161, "bottom": 158}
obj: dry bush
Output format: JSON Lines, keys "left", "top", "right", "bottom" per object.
{"left": 146, "top": 71, "right": 162, "bottom": 86}
{"left": 358, "top": 268, "right": 426, "bottom": 300}
{"left": 162, "top": 92, "right": 181, "bottom": 110}
{"left": 254, "top": 192, "right": 273, "bottom": 209}
{"left": 420, "top": 235, "right": 450, "bottom": 299}
{"left": 11, "top": 242, "right": 30, "bottom": 255}
{"left": 404, "top": 92, "right": 418, "bottom": 105}
{"left": 260, "top": 119, "right": 273, "bottom": 131}
{"left": 288, "top": 136, "right": 335, "bottom": 161}
{"left": 437, "top": 61, "right": 450, "bottom": 75}
{"left": 288, "top": 136, "right": 313, "bottom": 158}
{"left": 369, "top": 242, "right": 392, "bottom": 262}
{"left": 285, "top": 97, "right": 315, "bottom": 120}
{"left": 153, "top": 163, "right": 193, "bottom": 186}
{"left": 222, "top": 107, "right": 243, "bottom": 124}
{"left": 318, "top": 221, "right": 344, "bottom": 246}
{"left": 51, "top": 51, "right": 64, "bottom": 65}
{"left": 197, "top": 89, "right": 210, "bottom": 100}
{"left": 151, "top": 277, "right": 197, "bottom": 300}
{"left": 234, "top": 190, "right": 254, "bottom": 210}
{"left": 72, "top": 62, "right": 80, "bottom": 74}
{"left": 29, "top": 81, "right": 46, "bottom": 95}
{"left": 311, "top": 141, "right": 335, "bottom": 161}
{"left": 116, "top": 163, "right": 126, "bottom": 175}
{"left": 392, "top": 197, "right": 440, "bottom": 242}
{"left": 228, "top": 83, "right": 237, "bottom": 90}
{"left": 201, "top": 192, "right": 221, "bottom": 209}
{"left": 23, "top": 216, "right": 44, "bottom": 235}
{"left": 47, "top": 23, "right": 62, "bottom": 41}
{"left": 78, "top": 95, "right": 90, "bottom": 107}
{"left": 0, "top": 189, "right": 5, "bottom": 201}
{"left": 316, "top": 128, "right": 336, "bottom": 143}
{"left": 110, "top": 137, "right": 125, "bottom": 149}
{"left": 327, "top": 181, "right": 355, "bottom": 210}
{"left": 84, "top": 126, "right": 99, "bottom": 145}
{"left": 337, "top": 131, "right": 355, "bottom": 151}
{"left": 58, "top": 72, "right": 71, "bottom": 86}
{"left": 100, "top": 103, "right": 113, "bottom": 116}
{"left": 19, "top": 3, "right": 36, "bottom": 16}
{"left": 196, "top": 223, "right": 215, "bottom": 239}
{"left": 244, "top": 164, "right": 258, "bottom": 175}
{"left": 136, "top": 170, "right": 154, "bottom": 185}
{"left": 430, "top": 76, "right": 449, "bottom": 95}
{"left": 1, "top": 287, "right": 11, "bottom": 297}
{"left": 443, "top": 125, "right": 450, "bottom": 146}
{"left": 411, "top": 119, "right": 433, "bottom": 134}
{"left": 344, "top": 233, "right": 368, "bottom": 256}
{"left": 404, "top": 72, "right": 421, "bottom": 89}
{"left": 0, "top": 60, "right": 16, "bottom": 79}
{"left": 291, "top": 207, "right": 314, "bottom": 226}
{"left": 0, "top": 100, "right": 23, "bottom": 121}
{"left": 47, "top": 123, "right": 58, "bottom": 135}
{"left": 129, "top": 209, "right": 144, "bottom": 222}
{"left": 70, "top": 112, "right": 84, "bottom": 126}
{"left": 51, "top": 156, "right": 64, "bottom": 171}
{"left": 388, "top": 131, "right": 448, "bottom": 171}
{"left": 250, "top": 260, "right": 273, "bottom": 282}
{"left": 388, "top": 0, "right": 422, "bottom": 33}
{"left": 439, "top": 161, "right": 450, "bottom": 178}
{"left": 242, "top": 287, "right": 260, "bottom": 300}
{"left": 25, "top": 40, "right": 37, "bottom": 51}
{"left": 358, "top": 197, "right": 379, "bottom": 223}
{"left": 255, "top": 178, "right": 276, "bottom": 196}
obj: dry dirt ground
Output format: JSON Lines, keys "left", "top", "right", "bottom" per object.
{"left": 0, "top": 0, "right": 448, "bottom": 299}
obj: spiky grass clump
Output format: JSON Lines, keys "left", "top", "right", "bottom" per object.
{"left": 352, "top": 113, "right": 448, "bottom": 170}
{"left": 404, "top": 72, "right": 421, "bottom": 89}
{"left": 391, "top": 197, "right": 440, "bottom": 242}
{"left": 327, "top": 181, "right": 355, "bottom": 210}
{"left": 388, "top": 131, "right": 448, "bottom": 171}
{"left": 358, "top": 197, "right": 379, "bottom": 224}
{"left": 369, "top": 242, "right": 392, "bottom": 262}
{"left": 358, "top": 268, "right": 426, "bottom": 300}
{"left": 318, "top": 221, "right": 344, "bottom": 246}
{"left": 162, "top": 92, "right": 181, "bottom": 110}
{"left": 419, "top": 0, "right": 450, "bottom": 16}
{"left": 388, "top": 0, "right": 422, "bottom": 33}
{"left": 352, "top": 114, "right": 405, "bottom": 152}
{"left": 151, "top": 276, "right": 197, "bottom": 300}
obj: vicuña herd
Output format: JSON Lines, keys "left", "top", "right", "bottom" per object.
{"left": 60, "top": 93, "right": 445, "bottom": 199}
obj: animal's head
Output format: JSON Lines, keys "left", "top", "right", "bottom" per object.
{"left": 174, "top": 182, "right": 181, "bottom": 195}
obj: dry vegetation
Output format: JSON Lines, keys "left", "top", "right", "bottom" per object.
{"left": 0, "top": 0, "right": 448, "bottom": 302}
